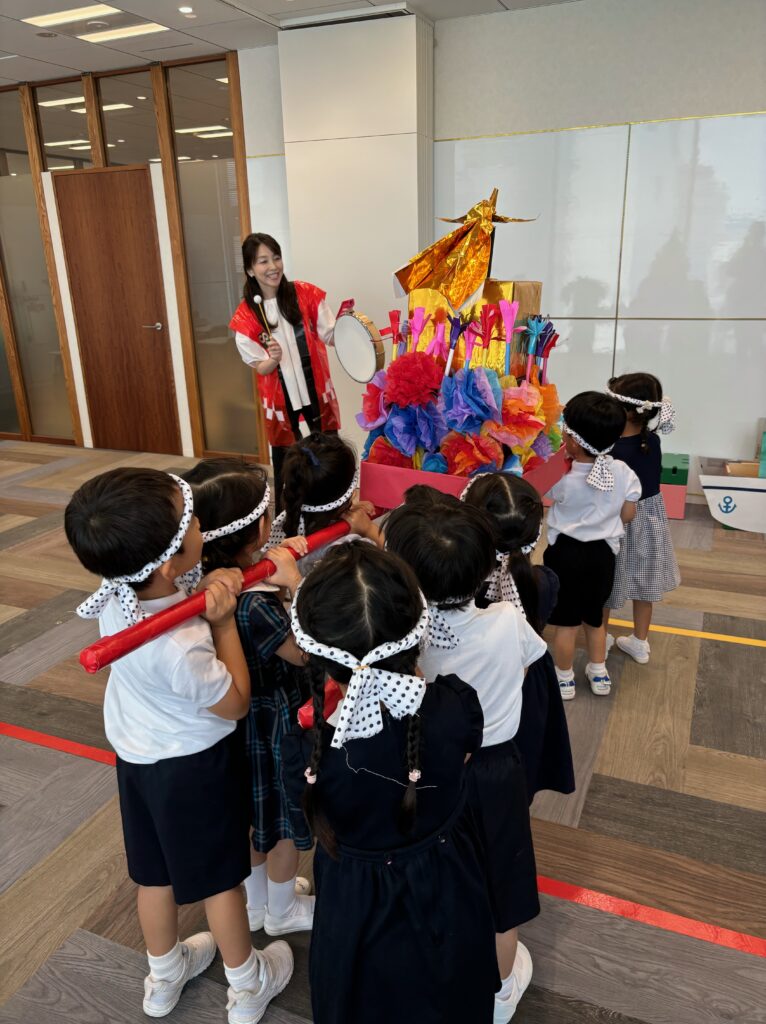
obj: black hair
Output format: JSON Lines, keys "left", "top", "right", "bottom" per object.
{"left": 241, "top": 232, "right": 303, "bottom": 332}
{"left": 281, "top": 432, "right": 357, "bottom": 536}
{"left": 462, "top": 473, "right": 544, "bottom": 632}
{"left": 64, "top": 468, "right": 182, "bottom": 591}
{"left": 563, "top": 391, "right": 626, "bottom": 454}
{"left": 295, "top": 542, "right": 424, "bottom": 856}
{"left": 608, "top": 372, "right": 664, "bottom": 453}
{"left": 384, "top": 485, "right": 495, "bottom": 610}
{"left": 182, "top": 458, "right": 269, "bottom": 572}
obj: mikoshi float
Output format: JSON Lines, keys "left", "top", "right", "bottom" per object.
{"left": 332, "top": 189, "right": 568, "bottom": 509}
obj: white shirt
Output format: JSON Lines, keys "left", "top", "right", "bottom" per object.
{"left": 235, "top": 297, "right": 335, "bottom": 411}
{"left": 545, "top": 459, "right": 642, "bottom": 554}
{"left": 101, "top": 591, "right": 235, "bottom": 764}
{"left": 419, "top": 601, "right": 546, "bottom": 747}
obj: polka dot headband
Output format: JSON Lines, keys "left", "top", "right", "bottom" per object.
{"left": 290, "top": 579, "right": 429, "bottom": 749}
{"left": 301, "top": 470, "right": 359, "bottom": 513}
{"left": 76, "top": 475, "right": 198, "bottom": 626}
{"left": 267, "top": 470, "right": 359, "bottom": 547}
{"left": 605, "top": 388, "right": 676, "bottom": 434}
{"left": 562, "top": 422, "right": 615, "bottom": 491}
{"left": 202, "top": 483, "right": 271, "bottom": 542}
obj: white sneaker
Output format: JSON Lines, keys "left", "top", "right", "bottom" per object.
{"left": 557, "top": 675, "right": 575, "bottom": 701}
{"left": 226, "top": 941, "right": 294, "bottom": 1024}
{"left": 143, "top": 932, "right": 217, "bottom": 1018}
{"left": 616, "top": 633, "right": 650, "bottom": 664}
{"left": 585, "top": 663, "right": 611, "bottom": 696}
{"left": 493, "top": 941, "right": 533, "bottom": 1022}
{"left": 247, "top": 876, "right": 312, "bottom": 931}
{"left": 606, "top": 633, "right": 615, "bottom": 656}
{"left": 264, "top": 893, "right": 315, "bottom": 936}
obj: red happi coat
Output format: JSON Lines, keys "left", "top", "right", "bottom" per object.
{"left": 229, "top": 280, "right": 341, "bottom": 447}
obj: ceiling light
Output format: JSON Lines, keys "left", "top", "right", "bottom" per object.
{"left": 117, "top": 138, "right": 125, "bottom": 142}
{"left": 178, "top": 5, "right": 193, "bottom": 11}
{"left": 70, "top": 108, "right": 87, "bottom": 113}
{"left": 38, "top": 95, "right": 85, "bottom": 107}
{"left": 101, "top": 103, "right": 134, "bottom": 111}
{"left": 49, "top": 164, "right": 75, "bottom": 169}
{"left": 44, "top": 138, "right": 89, "bottom": 146}
{"left": 177, "top": 155, "right": 191, "bottom": 160}
{"left": 69, "top": 144, "right": 92, "bottom": 150}
{"left": 174, "top": 124, "right": 227, "bottom": 134}
{"left": 78, "top": 22, "right": 169, "bottom": 42}
{"left": 23, "top": 4, "right": 118, "bottom": 28}
{"left": 197, "top": 131, "right": 233, "bottom": 138}
{"left": 0, "top": 54, "right": 19, "bottom": 61}
{"left": 10, "top": 172, "right": 17, "bottom": 177}
{"left": 106, "top": 143, "right": 115, "bottom": 147}
{"left": 216, "top": 77, "right": 228, "bottom": 84}
{"left": 211, "top": 154, "right": 218, "bottom": 158}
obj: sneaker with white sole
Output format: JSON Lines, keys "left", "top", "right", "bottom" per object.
{"left": 616, "top": 633, "right": 650, "bottom": 664}
{"left": 585, "top": 663, "right": 611, "bottom": 696}
{"left": 557, "top": 675, "right": 575, "bottom": 701}
{"left": 247, "top": 877, "right": 312, "bottom": 931}
{"left": 493, "top": 941, "right": 533, "bottom": 1023}
{"left": 264, "top": 893, "right": 315, "bottom": 936}
{"left": 226, "top": 941, "right": 294, "bottom": 1024}
{"left": 143, "top": 932, "right": 217, "bottom": 1018}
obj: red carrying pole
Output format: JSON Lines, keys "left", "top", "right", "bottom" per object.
{"left": 79, "top": 521, "right": 351, "bottom": 674}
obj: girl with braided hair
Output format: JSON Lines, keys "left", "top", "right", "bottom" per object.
{"left": 604, "top": 373, "right": 681, "bottom": 664}
{"left": 281, "top": 542, "right": 498, "bottom": 1024}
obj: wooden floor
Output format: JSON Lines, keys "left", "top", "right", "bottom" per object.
{"left": 0, "top": 441, "right": 764, "bottom": 1023}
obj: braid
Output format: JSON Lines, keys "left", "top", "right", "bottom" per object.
{"left": 302, "top": 662, "right": 338, "bottom": 858}
{"left": 639, "top": 418, "right": 650, "bottom": 454}
{"left": 398, "top": 712, "right": 422, "bottom": 836}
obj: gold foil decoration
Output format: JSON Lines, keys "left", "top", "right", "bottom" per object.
{"left": 394, "top": 188, "right": 534, "bottom": 311}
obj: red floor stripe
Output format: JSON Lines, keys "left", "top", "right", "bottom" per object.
{"left": 538, "top": 875, "right": 766, "bottom": 958}
{"left": 0, "top": 721, "right": 116, "bottom": 766}
{"left": 2, "top": 720, "right": 764, "bottom": 958}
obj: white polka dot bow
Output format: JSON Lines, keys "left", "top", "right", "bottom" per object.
{"left": 76, "top": 475, "right": 199, "bottom": 626}
{"left": 563, "top": 423, "right": 615, "bottom": 491}
{"left": 290, "top": 582, "right": 429, "bottom": 749}
{"left": 266, "top": 471, "right": 358, "bottom": 549}
{"left": 485, "top": 552, "right": 522, "bottom": 607}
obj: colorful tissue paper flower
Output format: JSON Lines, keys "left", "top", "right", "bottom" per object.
{"left": 501, "top": 454, "right": 523, "bottom": 475}
{"left": 539, "top": 383, "right": 562, "bottom": 431}
{"left": 422, "top": 452, "right": 448, "bottom": 474}
{"left": 511, "top": 444, "right": 545, "bottom": 469}
{"left": 384, "top": 350, "right": 442, "bottom": 408}
{"left": 502, "top": 379, "right": 543, "bottom": 418}
{"left": 366, "top": 436, "right": 413, "bottom": 468}
{"left": 384, "top": 402, "right": 447, "bottom": 456}
{"left": 441, "top": 431, "right": 503, "bottom": 477}
{"left": 356, "top": 370, "right": 390, "bottom": 431}
{"left": 362, "top": 425, "right": 385, "bottom": 460}
{"left": 440, "top": 368, "right": 501, "bottom": 434}
{"left": 532, "top": 431, "right": 553, "bottom": 461}
{"left": 482, "top": 418, "right": 542, "bottom": 450}
{"left": 547, "top": 424, "right": 563, "bottom": 451}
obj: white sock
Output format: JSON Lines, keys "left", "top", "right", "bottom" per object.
{"left": 497, "top": 969, "right": 515, "bottom": 1000}
{"left": 147, "top": 940, "right": 183, "bottom": 980}
{"left": 267, "top": 876, "right": 297, "bottom": 918}
{"left": 555, "top": 665, "right": 574, "bottom": 683}
{"left": 224, "top": 948, "right": 259, "bottom": 992}
{"left": 587, "top": 661, "right": 607, "bottom": 675}
{"left": 245, "top": 862, "right": 268, "bottom": 910}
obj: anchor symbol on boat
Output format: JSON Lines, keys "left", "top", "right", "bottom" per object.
{"left": 718, "top": 495, "right": 737, "bottom": 514}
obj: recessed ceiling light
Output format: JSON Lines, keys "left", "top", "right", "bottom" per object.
{"left": 197, "top": 131, "right": 233, "bottom": 138}
{"left": 23, "top": 4, "right": 119, "bottom": 28}
{"left": 117, "top": 138, "right": 125, "bottom": 142}
{"left": 177, "top": 155, "right": 191, "bottom": 160}
{"left": 178, "top": 5, "right": 193, "bottom": 12}
{"left": 101, "top": 103, "right": 134, "bottom": 111}
{"left": 0, "top": 54, "right": 19, "bottom": 61}
{"left": 38, "top": 95, "right": 85, "bottom": 108}
{"left": 44, "top": 138, "right": 89, "bottom": 146}
{"left": 174, "top": 124, "right": 227, "bottom": 134}
{"left": 137, "top": 95, "right": 147, "bottom": 100}
{"left": 216, "top": 77, "right": 228, "bottom": 84}
{"left": 78, "top": 22, "right": 169, "bottom": 43}
{"left": 10, "top": 172, "right": 17, "bottom": 177}
{"left": 69, "top": 144, "right": 92, "bottom": 150}
{"left": 149, "top": 157, "right": 161, "bottom": 163}
{"left": 49, "top": 164, "right": 75, "bottom": 169}
{"left": 211, "top": 154, "right": 218, "bottom": 158}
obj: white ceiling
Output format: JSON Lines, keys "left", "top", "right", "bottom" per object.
{"left": 0, "top": 0, "right": 580, "bottom": 85}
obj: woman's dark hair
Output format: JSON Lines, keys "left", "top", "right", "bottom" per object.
{"left": 242, "top": 232, "right": 302, "bottom": 331}
{"left": 608, "top": 372, "right": 663, "bottom": 453}
{"left": 295, "top": 542, "right": 424, "bottom": 855}
{"left": 281, "top": 432, "right": 357, "bottom": 536}
{"left": 563, "top": 391, "right": 626, "bottom": 453}
{"left": 462, "top": 473, "right": 544, "bottom": 632}
{"left": 384, "top": 485, "right": 495, "bottom": 610}
{"left": 182, "top": 458, "right": 268, "bottom": 572}
{"left": 64, "top": 468, "right": 181, "bottom": 590}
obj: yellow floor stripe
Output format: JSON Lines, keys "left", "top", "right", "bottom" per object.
{"left": 608, "top": 618, "right": 766, "bottom": 648}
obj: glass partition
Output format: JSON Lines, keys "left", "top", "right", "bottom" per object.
{"left": 0, "top": 318, "right": 20, "bottom": 434}
{"left": 101, "top": 71, "right": 158, "bottom": 166}
{"left": 36, "top": 81, "right": 93, "bottom": 170}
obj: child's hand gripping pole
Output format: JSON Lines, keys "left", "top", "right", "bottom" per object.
{"left": 79, "top": 521, "right": 352, "bottom": 673}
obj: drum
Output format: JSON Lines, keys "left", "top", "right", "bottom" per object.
{"left": 333, "top": 311, "right": 385, "bottom": 383}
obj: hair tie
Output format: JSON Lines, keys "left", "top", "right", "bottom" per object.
{"left": 304, "top": 766, "right": 318, "bottom": 785}
{"left": 301, "top": 447, "right": 321, "bottom": 468}
{"left": 408, "top": 769, "right": 422, "bottom": 783}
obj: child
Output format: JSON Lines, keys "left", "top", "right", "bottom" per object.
{"left": 281, "top": 542, "right": 499, "bottom": 1024}
{"left": 183, "top": 457, "right": 316, "bottom": 937}
{"left": 267, "top": 431, "right": 381, "bottom": 567}
{"left": 385, "top": 489, "right": 546, "bottom": 1024}
{"left": 604, "top": 373, "right": 681, "bottom": 663}
{"left": 65, "top": 468, "right": 292, "bottom": 1024}
{"left": 462, "top": 472, "right": 575, "bottom": 802}
{"left": 543, "top": 391, "right": 642, "bottom": 699}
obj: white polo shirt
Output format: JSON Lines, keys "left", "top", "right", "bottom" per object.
{"left": 419, "top": 601, "right": 546, "bottom": 747}
{"left": 100, "top": 591, "right": 235, "bottom": 765}
{"left": 545, "top": 459, "right": 641, "bottom": 554}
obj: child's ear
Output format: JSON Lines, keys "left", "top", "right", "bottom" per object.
{"left": 157, "top": 555, "right": 182, "bottom": 582}
{"left": 258, "top": 515, "right": 270, "bottom": 546}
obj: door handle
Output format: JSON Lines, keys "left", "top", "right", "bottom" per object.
{"left": 141, "top": 322, "right": 163, "bottom": 331}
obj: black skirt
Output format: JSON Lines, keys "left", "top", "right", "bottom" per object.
{"left": 308, "top": 790, "right": 499, "bottom": 1024}
{"left": 469, "top": 739, "right": 540, "bottom": 932}
{"left": 515, "top": 651, "right": 575, "bottom": 803}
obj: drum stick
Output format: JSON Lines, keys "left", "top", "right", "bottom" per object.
{"left": 79, "top": 521, "right": 351, "bottom": 673}
{"left": 253, "top": 295, "right": 273, "bottom": 340}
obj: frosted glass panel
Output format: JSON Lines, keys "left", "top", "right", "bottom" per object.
{"left": 619, "top": 114, "right": 766, "bottom": 318}
{"left": 434, "top": 126, "right": 629, "bottom": 316}
{"left": 615, "top": 320, "right": 766, "bottom": 460}
{"left": 0, "top": 323, "right": 20, "bottom": 434}
{"left": 545, "top": 319, "right": 616, "bottom": 407}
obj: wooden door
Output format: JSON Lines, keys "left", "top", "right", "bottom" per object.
{"left": 54, "top": 166, "right": 181, "bottom": 455}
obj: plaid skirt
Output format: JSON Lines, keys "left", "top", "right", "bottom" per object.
{"left": 607, "top": 492, "right": 681, "bottom": 606}
{"left": 246, "top": 685, "right": 313, "bottom": 853}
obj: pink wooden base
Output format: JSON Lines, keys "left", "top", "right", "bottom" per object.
{"left": 661, "top": 482, "right": 687, "bottom": 520}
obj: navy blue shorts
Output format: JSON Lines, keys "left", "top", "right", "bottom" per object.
{"left": 544, "top": 534, "right": 615, "bottom": 628}
{"left": 116, "top": 729, "right": 251, "bottom": 905}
